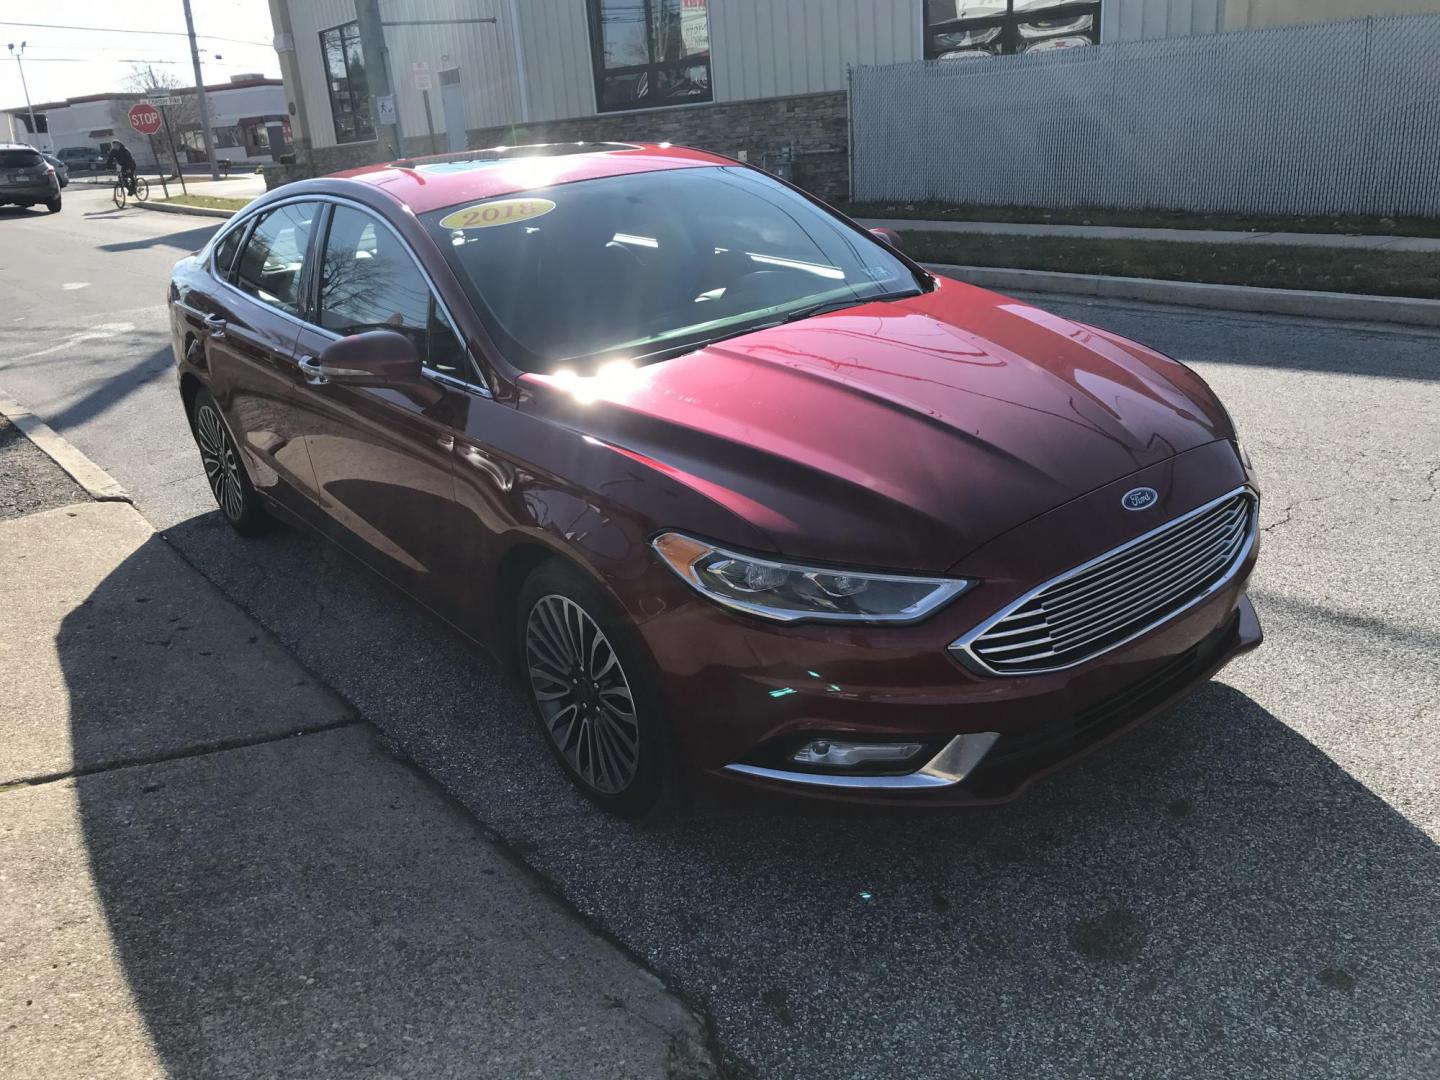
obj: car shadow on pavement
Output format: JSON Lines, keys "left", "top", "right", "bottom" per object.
{"left": 14, "top": 347, "right": 179, "bottom": 434}
{"left": 57, "top": 507, "right": 1440, "bottom": 1078}
{"left": 99, "top": 223, "right": 220, "bottom": 254}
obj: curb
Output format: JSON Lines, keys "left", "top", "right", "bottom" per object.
{"left": 925, "top": 264, "right": 1440, "bottom": 328}
{"left": 137, "top": 201, "right": 237, "bottom": 220}
{"left": 863, "top": 217, "right": 1440, "bottom": 254}
{"left": 0, "top": 391, "right": 131, "bottom": 503}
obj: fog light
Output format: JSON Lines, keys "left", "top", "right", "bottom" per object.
{"left": 791, "top": 739, "right": 925, "bottom": 769}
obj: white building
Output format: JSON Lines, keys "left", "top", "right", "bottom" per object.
{"left": 262, "top": 0, "right": 1440, "bottom": 199}
{"left": 3, "top": 77, "right": 289, "bottom": 170}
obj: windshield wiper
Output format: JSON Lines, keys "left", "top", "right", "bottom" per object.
{"left": 779, "top": 288, "right": 922, "bottom": 325}
{"left": 622, "top": 290, "right": 923, "bottom": 365}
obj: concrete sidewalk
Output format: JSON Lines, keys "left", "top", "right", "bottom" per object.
{"left": 0, "top": 493, "right": 716, "bottom": 1075}
{"left": 858, "top": 216, "right": 1440, "bottom": 254}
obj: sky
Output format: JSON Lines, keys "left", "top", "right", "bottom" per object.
{"left": 2, "top": 1, "right": 281, "bottom": 110}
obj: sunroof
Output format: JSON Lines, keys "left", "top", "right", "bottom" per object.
{"left": 411, "top": 142, "right": 640, "bottom": 174}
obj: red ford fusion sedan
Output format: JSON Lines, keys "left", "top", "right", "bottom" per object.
{"left": 168, "top": 142, "right": 1261, "bottom": 816}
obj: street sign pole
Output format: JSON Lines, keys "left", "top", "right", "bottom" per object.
{"left": 158, "top": 106, "right": 188, "bottom": 196}
{"left": 127, "top": 102, "right": 168, "bottom": 193}
{"left": 148, "top": 135, "right": 169, "bottom": 198}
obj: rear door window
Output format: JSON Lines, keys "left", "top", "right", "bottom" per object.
{"left": 234, "top": 202, "right": 318, "bottom": 317}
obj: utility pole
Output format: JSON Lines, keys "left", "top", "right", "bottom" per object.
{"left": 356, "top": 0, "right": 402, "bottom": 158}
{"left": 181, "top": 0, "right": 220, "bottom": 180}
{"left": 6, "top": 42, "right": 40, "bottom": 150}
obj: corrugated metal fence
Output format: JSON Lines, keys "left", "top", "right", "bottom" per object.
{"left": 849, "top": 14, "right": 1440, "bottom": 217}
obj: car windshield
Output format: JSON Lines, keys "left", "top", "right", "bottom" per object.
{"left": 421, "top": 165, "right": 921, "bottom": 372}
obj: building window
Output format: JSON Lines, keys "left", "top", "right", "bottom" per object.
{"left": 924, "top": 1, "right": 1101, "bottom": 59}
{"left": 320, "top": 21, "right": 375, "bottom": 143}
{"left": 587, "top": 0, "right": 712, "bottom": 113}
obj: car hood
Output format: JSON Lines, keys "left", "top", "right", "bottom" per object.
{"left": 520, "top": 278, "right": 1231, "bottom": 573}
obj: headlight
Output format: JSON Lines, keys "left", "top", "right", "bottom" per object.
{"left": 651, "top": 533, "right": 973, "bottom": 624}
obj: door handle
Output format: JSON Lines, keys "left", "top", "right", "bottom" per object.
{"left": 435, "top": 434, "right": 455, "bottom": 452}
{"left": 297, "top": 356, "right": 327, "bottom": 385}
{"left": 203, "top": 314, "right": 227, "bottom": 339}
{"left": 298, "top": 355, "right": 372, "bottom": 387}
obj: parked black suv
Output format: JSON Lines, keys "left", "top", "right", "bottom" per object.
{"left": 0, "top": 144, "right": 62, "bottom": 213}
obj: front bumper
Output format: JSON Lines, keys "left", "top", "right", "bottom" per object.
{"left": 632, "top": 440, "right": 1261, "bottom": 807}
{"left": 718, "top": 593, "right": 1260, "bottom": 807}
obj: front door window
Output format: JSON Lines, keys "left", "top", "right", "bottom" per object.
{"left": 317, "top": 205, "right": 472, "bottom": 381}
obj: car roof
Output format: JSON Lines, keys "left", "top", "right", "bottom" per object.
{"left": 331, "top": 142, "right": 736, "bottom": 215}
{"left": 0, "top": 142, "right": 41, "bottom": 152}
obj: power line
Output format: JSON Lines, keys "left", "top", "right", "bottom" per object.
{"left": 0, "top": 20, "right": 271, "bottom": 48}
{"left": 5, "top": 57, "right": 186, "bottom": 64}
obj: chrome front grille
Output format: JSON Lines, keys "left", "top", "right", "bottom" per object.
{"left": 952, "top": 488, "right": 1257, "bottom": 676}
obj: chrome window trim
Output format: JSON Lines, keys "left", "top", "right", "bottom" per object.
{"left": 724, "top": 732, "right": 999, "bottom": 791}
{"left": 949, "top": 485, "right": 1258, "bottom": 677}
{"left": 204, "top": 192, "right": 494, "bottom": 399}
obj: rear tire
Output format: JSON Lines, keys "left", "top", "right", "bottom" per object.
{"left": 112, "top": 184, "right": 126, "bottom": 210}
{"left": 189, "top": 388, "right": 270, "bottom": 536}
{"left": 516, "top": 560, "right": 671, "bottom": 818}
{"left": 45, "top": 197, "right": 61, "bottom": 214}
{"left": 134, "top": 177, "right": 150, "bottom": 203}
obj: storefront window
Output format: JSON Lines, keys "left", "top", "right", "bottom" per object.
{"left": 924, "top": 0, "right": 1101, "bottom": 58}
{"left": 588, "top": 0, "right": 712, "bottom": 112}
{"left": 320, "top": 21, "right": 375, "bottom": 143}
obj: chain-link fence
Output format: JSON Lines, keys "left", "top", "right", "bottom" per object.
{"left": 849, "top": 14, "right": 1440, "bottom": 218}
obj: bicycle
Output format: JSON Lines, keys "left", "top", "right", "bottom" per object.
{"left": 111, "top": 175, "right": 150, "bottom": 209}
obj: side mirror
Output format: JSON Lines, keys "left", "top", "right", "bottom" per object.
{"left": 869, "top": 226, "right": 903, "bottom": 251}
{"left": 305, "top": 330, "right": 423, "bottom": 388}
{"left": 302, "top": 330, "right": 443, "bottom": 407}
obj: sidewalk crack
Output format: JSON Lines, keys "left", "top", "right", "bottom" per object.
{"left": 0, "top": 717, "right": 361, "bottom": 793}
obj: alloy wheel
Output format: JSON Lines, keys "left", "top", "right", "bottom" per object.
{"left": 525, "top": 594, "right": 642, "bottom": 796}
{"left": 195, "top": 402, "right": 245, "bottom": 522}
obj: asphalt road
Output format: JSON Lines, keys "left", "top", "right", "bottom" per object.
{"left": 3, "top": 186, "right": 1437, "bottom": 1079}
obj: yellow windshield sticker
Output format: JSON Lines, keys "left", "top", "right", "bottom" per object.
{"left": 439, "top": 198, "right": 556, "bottom": 230}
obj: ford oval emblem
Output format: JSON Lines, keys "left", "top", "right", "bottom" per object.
{"left": 1122, "top": 487, "right": 1159, "bottom": 511}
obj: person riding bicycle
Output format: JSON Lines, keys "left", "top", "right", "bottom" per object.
{"left": 106, "top": 140, "right": 138, "bottom": 196}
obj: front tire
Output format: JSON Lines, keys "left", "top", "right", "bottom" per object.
{"left": 190, "top": 389, "right": 269, "bottom": 535}
{"left": 517, "top": 560, "right": 669, "bottom": 817}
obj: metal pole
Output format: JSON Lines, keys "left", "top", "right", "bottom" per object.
{"left": 159, "top": 105, "right": 188, "bottom": 195}
{"left": 421, "top": 89, "right": 438, "bottom": 154}
{"left": 7, "top": 43, "right": 40, "bottom": 150}
{"left": 149, "top": 135, "right": 169, "bottom": 198}
{"left": 182, "top": 0, "right": 220, "bottom": 180}
{"left": 357, "top": 0, "right": 403, "bottom": 157}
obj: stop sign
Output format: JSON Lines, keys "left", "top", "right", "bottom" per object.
{"left": 128, "top": 103, "right": 162, "bottom": 137}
